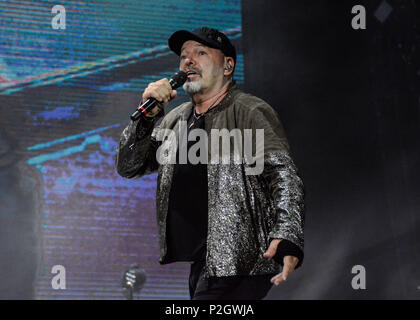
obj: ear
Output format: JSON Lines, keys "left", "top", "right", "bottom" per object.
{"left": 223, "top": 57, "right": 235, "bottom": 76}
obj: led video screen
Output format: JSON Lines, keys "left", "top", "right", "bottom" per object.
{"left": 0, "top": 0, "right": 243, "bottom": 299}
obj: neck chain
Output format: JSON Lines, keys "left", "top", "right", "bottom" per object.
{"left": 189, "top": 88, "right": 228, "bottom": 129}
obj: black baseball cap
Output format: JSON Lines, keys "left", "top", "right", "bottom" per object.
{"left": 168, "top": 27, "right": 236, "bottom": 64}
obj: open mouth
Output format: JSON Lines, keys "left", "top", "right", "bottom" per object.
{"left": 186, "top": 70, "right": 200, "bottom": 78}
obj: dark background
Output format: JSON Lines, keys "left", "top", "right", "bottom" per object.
{"left": 242, "top": 0, "right": 420, "bottom": 299}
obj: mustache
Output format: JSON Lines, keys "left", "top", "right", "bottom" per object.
{"left": 184, "top": 67, "right": 202, "bottom": 75}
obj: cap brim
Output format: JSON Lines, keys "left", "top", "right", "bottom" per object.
{"left": 168, "top": 30, "right": 220, "bottom": 56}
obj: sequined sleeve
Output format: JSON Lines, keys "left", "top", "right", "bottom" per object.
{"left": 252, "top": 103, "right": 305, "bottom": 252}
{"left": 115, "top": 110, "right": 164, "bottom": 178}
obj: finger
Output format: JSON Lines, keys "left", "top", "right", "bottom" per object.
{"left": 148, "top": 105, "right": 161, "bottom": 116}
{"left": 165, "top": 79, "right": 172, "bottom": 91}
{"left": 263, "top": 242, "right": 278, "bottom": 258}
{"left": 157, "top": 92, "right": 169, "bottom": 104}
{"left": 170, "top": 90, "right": 177, "bottom": 99}
{"left": 157, "top": 87, "right": 172, "bottom": 102}
{"left": 281, "top": 262, "right": 295, "bottom": 281}
{"left": 263, "top": 239, "right": 282, "bottom": 258}
{"left": 159, "top": 78, "right": 172, "bottom": 90}
{"left": 143, "top": 88, "right": 158, "bottom": 102}
{"left": 145, "top": 81, "right": 171, "bottom": 102}
{"left": 155, "top": 79, "right": 171, "bottom": 96}
{"left": 270, "top": 273, "right": 286, "bottom": 286}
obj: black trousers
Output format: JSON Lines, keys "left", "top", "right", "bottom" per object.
{"left": 189, "top": 260, "right": 275, "bottom": 300}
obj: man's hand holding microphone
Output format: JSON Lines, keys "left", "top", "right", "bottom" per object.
{"left": 130, "top": 71, "right": 187, "bottom": 120}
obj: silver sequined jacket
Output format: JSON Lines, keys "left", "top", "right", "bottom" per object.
{"left": 115, "top": 84, "right": 305, "bottom": 278}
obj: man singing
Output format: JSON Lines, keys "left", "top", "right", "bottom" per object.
{"left": 115, "top": 27, "right": 305, "bottom": 300}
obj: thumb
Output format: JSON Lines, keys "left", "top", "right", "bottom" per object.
{"left": 263, "top": 239, "right": 282, "bottom": 258}
{"left": 170, "top": 90, "right": 177, "bottom": 99}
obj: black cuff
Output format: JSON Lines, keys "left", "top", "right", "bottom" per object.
{"left": 135, "top": 108, "right": 164, "bottom": 138}
{"left": 272, "top": 239, "right": 304, "bottom": 270}
{"left": 140, "top": 105, "right": 165, "bottom": 122}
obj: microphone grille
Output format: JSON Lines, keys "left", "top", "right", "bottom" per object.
{"left": 170, "top": 71, "right": 187, "bottom": 89}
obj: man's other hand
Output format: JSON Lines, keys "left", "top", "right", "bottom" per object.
{"left": 263, "top": 238, "right": 299, "bottom": 286}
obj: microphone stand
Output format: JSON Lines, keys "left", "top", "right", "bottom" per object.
{"left": 121, "top": 264, "right": 146, "bottom": 300}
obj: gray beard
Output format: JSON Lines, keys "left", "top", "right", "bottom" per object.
{"left": 183, "top": 79, "right": 202, "bottom": 94}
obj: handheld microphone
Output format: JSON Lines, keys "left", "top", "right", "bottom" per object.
{"left": 130, "top": 71, "right": 187, "bottom": 121}
{"left": 121, "top": 263, "right": 147, "bottom": 300}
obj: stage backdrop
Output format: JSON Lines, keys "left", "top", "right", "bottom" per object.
{"left": 0, "top": 0, "right": 243, "bottom": 299}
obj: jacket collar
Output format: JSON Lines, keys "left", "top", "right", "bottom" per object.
{"left": 208, "top": 79, "right": 240, "bottom": 115}
{"left": 186, "top": 80, "right": 240, "bottom": 117}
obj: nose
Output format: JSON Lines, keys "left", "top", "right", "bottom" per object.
{"left": 182, "top": 54, "right": 195, "bottom": 68}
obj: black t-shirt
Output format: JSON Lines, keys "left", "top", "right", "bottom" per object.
{"left": 165, "top": 110, "right": 208, "bottom": 263}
